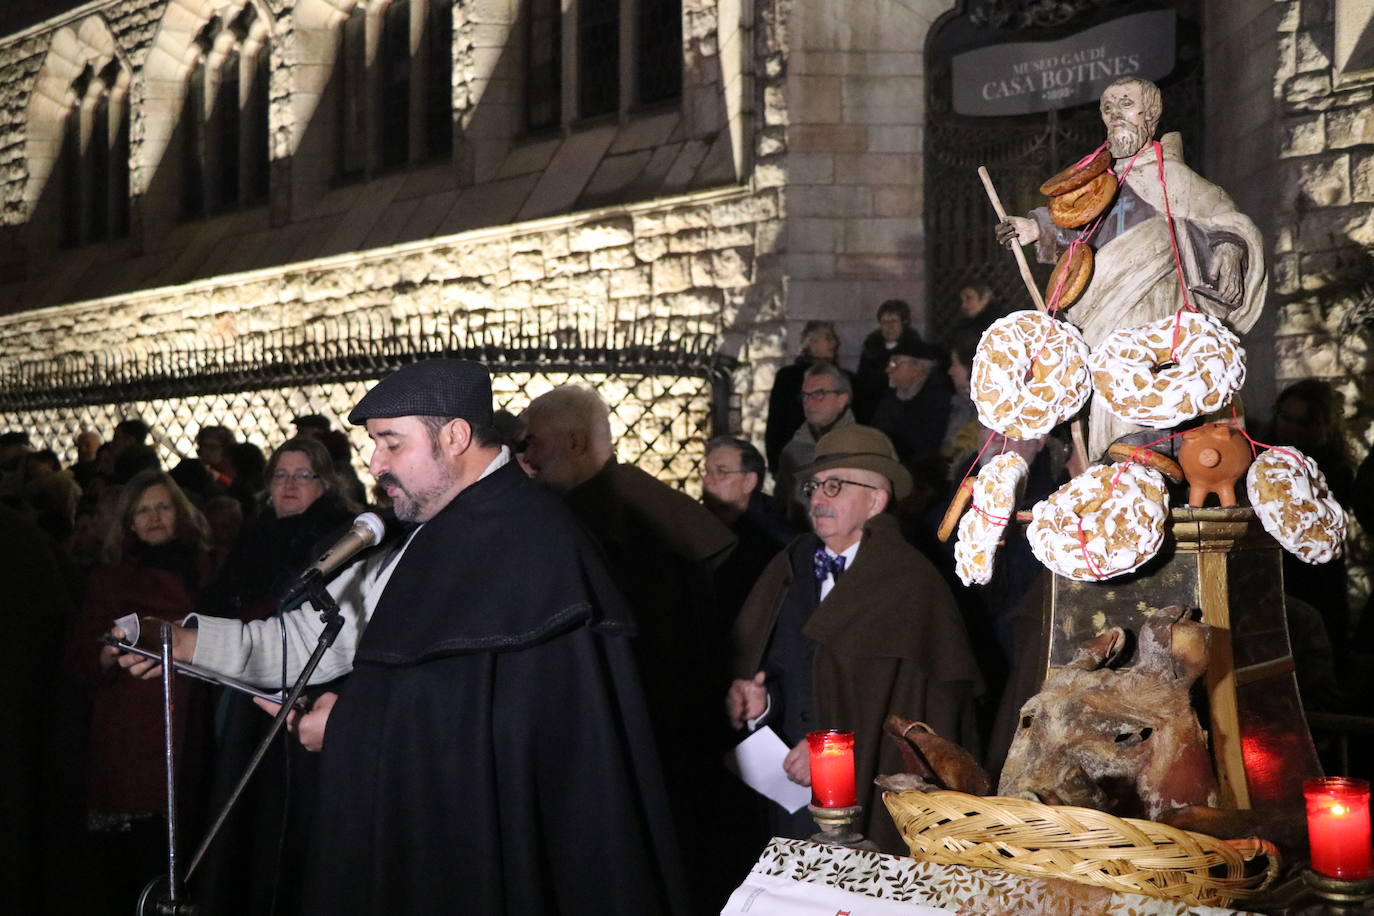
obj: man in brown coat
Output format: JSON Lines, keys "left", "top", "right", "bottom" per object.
{"left": 727, "top": 425, "right": 983, "bottom": 851}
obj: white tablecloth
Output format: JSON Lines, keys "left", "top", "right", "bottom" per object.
{"left": 722, "top": 838, "right": 1259, "bottom": 916}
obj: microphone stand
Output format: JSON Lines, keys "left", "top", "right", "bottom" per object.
{"left": 137, "top": 624, "right": 199, "bottom": 914}
{"left": 140, "top": 572, "right": 346, "bottom": 913}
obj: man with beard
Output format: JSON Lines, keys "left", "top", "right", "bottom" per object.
{"left": 996, "top": 76, "right": 1266, "bottom": 459}
{"left": 726, "top": 425, "right": 983, "bottom": 852}
{"left": 114, "top": 359, "right": 688, "bottom": 915}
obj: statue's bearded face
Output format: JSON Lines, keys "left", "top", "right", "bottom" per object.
{"left": 1100, "top": 84, "right": 1158, "bottom": 158}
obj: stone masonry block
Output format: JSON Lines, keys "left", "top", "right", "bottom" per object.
{"left": 1328, "top": 104, "right": 1374, "bottom": 148}
{"left": 508, "top": 251, "right": 545, "bottom": 281}
{"left": 651, "top": 255, "right": 694, "bottom": 294}
{"left": 608, "top": 265, "right": 651, "bottom": 299}
{"left": 589, "top": 246, "right": 635, "bottom": 270}
{"left": 568, "top": 218, "right": 635, "bottom": 252}
{"left": 1290, "top": 155, "right": 1351, "bottom": 208}
{"left": 1282, "top": 114, "right": 1326, "bottom": 157}
{"left": 1353, "top": 152, "right": 1374, "bottom": 202}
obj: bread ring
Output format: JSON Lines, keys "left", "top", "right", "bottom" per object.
{"left": 937, "top": 482, "right": 973, "bottom": 543}
{"left": 1045, "top": 242, "right": 1093, "bottom": 311}
{"left": 1040, "top": 147, "right": 1112, "bottom": 197}
{"left": 971, "top": 310, "right": 1091, "bottom": 441}
{"left": 955, "top": 452, "right": 1029, "bottom": 586}
{"left": 1106, "top": 442, "right": 1185, "bottom": 484}
{"left": 1246, "top": 447, "right": 1346, "bottom": 565}
{"left": 1089, "top": 311, "right": 1246, "bottom": 429}
{"left": 1049, "top": 170, "right": 1118, "bottom": 228}
{"left": 1028, "top": 463, "right": 1170, "bottom": 581}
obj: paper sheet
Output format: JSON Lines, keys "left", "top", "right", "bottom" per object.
{"left": 724, "top": 727, "right": 812, "bottom": 814}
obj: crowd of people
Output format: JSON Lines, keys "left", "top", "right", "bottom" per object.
{"left": 2, "top": 311, "right": 1371, "bottom": 913}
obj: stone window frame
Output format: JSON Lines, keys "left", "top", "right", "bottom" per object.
{"left": 180, "top": 2, "right": 273, "bottom": 216}
{"left": 23, "top": 15, "right": 132, "bottom": 250}
{"left": 333, "top": 0, "right": 455, "bottom": 182}
{"left": 524, "top": 0, "right": 684, "bottom": 135}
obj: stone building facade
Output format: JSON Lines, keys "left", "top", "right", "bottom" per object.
{"left": 0, "top": 0, "right": 1371, "bottom": 495}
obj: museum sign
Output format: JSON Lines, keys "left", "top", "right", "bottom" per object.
{"left": 952, "top": 9, "right": 1176, "bottom": 116}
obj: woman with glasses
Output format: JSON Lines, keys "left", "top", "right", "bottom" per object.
{"left": 195, "top": 436, "right": 362, "bottom": 916}
{"left": 66, "top": 470, "right": 215, "bottom": 913}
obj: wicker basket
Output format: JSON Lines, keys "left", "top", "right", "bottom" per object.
{"left": 884, "top": 790, "right": 1281, "bottom": 908}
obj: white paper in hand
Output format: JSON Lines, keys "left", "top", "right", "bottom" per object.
{"left": 724, "top": 726, "right": 812, "bottom": 814}
{"left": 114, "top": 613, "right": 141, "bottom": 645}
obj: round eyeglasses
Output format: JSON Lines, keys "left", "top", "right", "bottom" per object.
{"left": 800, "top": 477, "right": 880, "bottom": 499}
{"left": 270, "top": 470, "right": 320, "bottom": 484}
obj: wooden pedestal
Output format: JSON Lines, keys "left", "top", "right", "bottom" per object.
{"left": 1043, "top": 507, "right": 1322, "bottom": 809}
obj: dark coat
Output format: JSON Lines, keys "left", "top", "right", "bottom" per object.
{"left": 855, "top": 327, "right": 927, "bottom": 422}
{"left": 562, "top": 460, "right": 745, "bottom": 910}
{"left": 301, "top": 460, "right": 689, "bottom": 915}
{"left": 765, "top": 358, "right": 858, "bottom": 473}
{"left": 67, "top": 542, "right": 214, "bottom": 815}
{"left": 871, "top": 371, "right": 955, "bottom": 465}
{"left": 731, "top": 513, "right": 983, "bottom": 852}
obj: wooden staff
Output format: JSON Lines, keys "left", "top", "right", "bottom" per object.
{"left": 978, "top": 166, "right": 1046, "bottom": 312}
{"left": 978, "top": 165, "right": 1090, "bottom": 470}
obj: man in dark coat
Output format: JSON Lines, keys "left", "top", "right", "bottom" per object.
{"left": 116, "top": 360, "right": 688, "bottom": 916}
{"left": 701, "top": 435, "right": 794, "bottom": 624}
{"left": 870, "top": 338, "right": 954, "bottom": 465}
{"left": 520, "top": 386, "right": 746, "bottom": 911}
{"left": 854, "top": 298, "right": 928, "bottom": 421}
{"left": 727, "top": 425, "right": 983, "bottom": 852}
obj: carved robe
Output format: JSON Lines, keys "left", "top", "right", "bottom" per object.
{"left": 1030, "top": 133, "right": 1267, "bottom": 458}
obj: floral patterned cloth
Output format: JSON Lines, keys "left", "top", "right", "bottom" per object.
{"left": 723, "top": 838, "right": 1257, "bottom": 916}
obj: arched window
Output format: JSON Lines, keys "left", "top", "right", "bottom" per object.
{"left": 56, "top": 59, "right": 131, "bottom": 247}
{"left": 180, "top": 3, "right": 272, "bottom": 217}
{"left": 527, "top": 0, "right": 683, "bottom": 131}
{"left": 332, "top": 0, "right": 453, "bottom": 180}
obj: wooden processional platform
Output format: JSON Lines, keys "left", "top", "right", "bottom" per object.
{"left": 1039, "top": 507, "right": 1323, "bottom": 810}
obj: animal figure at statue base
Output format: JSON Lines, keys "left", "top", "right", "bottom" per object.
{"left": 998, "top": 606, "right": 1219, "bottom": 820}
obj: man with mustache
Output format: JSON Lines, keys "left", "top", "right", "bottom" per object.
{"left": 113, "top": 359, "right": 689, "bottom": 915}
{"left": 996, "top": 76, "right": 1267, "bottom": 459}
{"left": 726, "top": 425, "right": 983, "bottom": 852}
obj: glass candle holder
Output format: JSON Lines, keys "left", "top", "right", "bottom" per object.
{"left": 807, "top": 729, "right": 857, "bottom": 808}
{"left": 1305, "top": 777, "right": 1373, "bottom": 880}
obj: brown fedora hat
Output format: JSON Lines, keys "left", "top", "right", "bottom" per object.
{"left": 798, "top": 425, "right": 912, "bottom": 500}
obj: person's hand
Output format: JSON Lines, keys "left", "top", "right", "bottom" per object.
{"left": 995, "top": 216, "right": 1039, "bottom": 248}
{"left": 783, "top": 739, "right": 811, "bottom": 786}
{"left": 726, "top": 671, "right": 768, "bottom": 730}
{"left": 112, "top": 623, "right": 197, "bottom": 679}
{"left": 1208, "top": 242, "right": 1244, "bottom": 306}
{"left": 253, "top": 691, "right": 337, "bottom": 752}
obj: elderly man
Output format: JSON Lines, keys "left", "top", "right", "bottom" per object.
{"left": 998, "top": 76, "right": 1266, "bottom": 459}
{"left": 855, "top": 299, "right": 927, "bottom": 421}
{"left": 519, "top": 385, "right": 740, "bottom": 910}
{"left": 870, "top": 338, "right": 953, "bottom": 465}
{"left": 701, "top": 436, "right": 795, "bottom": 623}
{"left": 764, "top": 320, "right": 855, "bottom": 472}
{"left": 727, "top": 425, "right": 983, "bottom": 851}
{"left": 116, "top": 360, "right": 688, "bottom": 915}
{"left": 774, "top": 363, "right": 856, "bottom": 526}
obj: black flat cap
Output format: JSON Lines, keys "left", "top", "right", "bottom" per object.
{"left": 292, "top": 413, "right": 331, "bottom": 431}
{"left": 348, "top": 359, "right": 494, "bottom": 426}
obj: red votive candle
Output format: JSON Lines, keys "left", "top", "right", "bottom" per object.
{"left": 807, "top": 729, "right": 857, "bottom": 808}
{"left": 1305, "top": 777, "right": 1373, "bottom": 880}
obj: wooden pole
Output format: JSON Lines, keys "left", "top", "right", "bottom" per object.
{"left": 977, "top": 166, "right": 1046, "bottom": 312}
{"left": 978, "top": 165, "right": 1090, "bottom": 466}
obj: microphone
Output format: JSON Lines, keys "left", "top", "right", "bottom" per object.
{"left": 279, "top": 512, "right": 387, "bottom": 609}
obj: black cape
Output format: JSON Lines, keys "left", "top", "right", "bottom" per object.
{"left": 300, "top": 461, "right": 689, "bottom": 914}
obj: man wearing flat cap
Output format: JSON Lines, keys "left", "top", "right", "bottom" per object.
{"left": 116, "top": 359, "right": 689, "bottom": 915}
{"left": 870, "top": 337, "right": 953, "bottom": 465}
{"left": 726, "top": 425, "right": 983, "bottom": 851}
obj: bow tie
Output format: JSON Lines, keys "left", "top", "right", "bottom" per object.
{"left": 813, "top": 548, "right": 847, "bottom": 583}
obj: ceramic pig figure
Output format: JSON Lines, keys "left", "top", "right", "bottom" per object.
{"left": 1178, "top": 423, "right": 1253, "bottom": 508}
{"left": 998, "top": 607, "right": 1219, "bottom": 820}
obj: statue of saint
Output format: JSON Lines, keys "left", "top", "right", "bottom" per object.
{"left": 997, "top": 76, "right": 1267, "bottom": 459}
